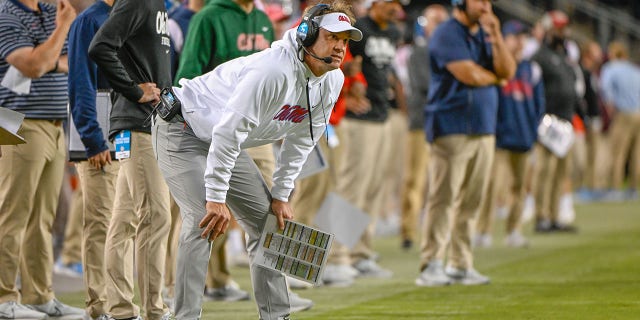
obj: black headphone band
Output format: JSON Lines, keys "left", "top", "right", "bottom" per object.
{"left": 297, "top": 4, "right": 330, "bottom": 47}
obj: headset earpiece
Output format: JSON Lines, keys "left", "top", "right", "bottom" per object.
{"left": 296, "top": 4, "right": 330, "bottom": 47}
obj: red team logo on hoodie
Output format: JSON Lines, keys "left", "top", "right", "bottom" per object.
{"left": 273, "top": 105, "right": 308, "bottom": 123}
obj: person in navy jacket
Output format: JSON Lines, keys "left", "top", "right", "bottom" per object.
{"left": 475, "top": 20, "right": 545, "bottom": 249}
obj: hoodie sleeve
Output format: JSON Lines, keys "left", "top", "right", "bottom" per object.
{"left": 68, "top": 14, "right": 110, "bottom": 158}
{"left": 88, "top": 0, "right": 145, "bottom": 102}
{"left": 204, "top": 66, "right": 286, "bottom": 203}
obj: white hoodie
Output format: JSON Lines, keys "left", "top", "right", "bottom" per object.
{"left": 173, "top": 28, "right": 344, "bottom": 203}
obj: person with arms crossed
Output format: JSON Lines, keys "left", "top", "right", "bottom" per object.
{"left": 156, "top": 2, "right": 361, "bottom": 319}
{"left": 415, "top": 0, "right": 515, "bottom": 287}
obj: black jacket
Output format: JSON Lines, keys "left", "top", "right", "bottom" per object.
{"left": 89, "top": 0, "right": 172, "bottom": 139}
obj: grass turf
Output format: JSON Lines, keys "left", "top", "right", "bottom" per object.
{"left": 59, "top": 200, "right": 640, "bottom": 319}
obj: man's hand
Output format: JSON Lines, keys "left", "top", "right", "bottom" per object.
{"left": 56, "top": 0, "right": 76, "bottom": 30}
{"left": 271, "top": 199, "right": 294, "bottom": 230}
{"left": 343, "top": 56, "right": 363, "bottom": 77}
{"left": 56, "top": 55, "right": 69, "bottom": 74}
{"left": 480, "top": 12, "right": 501, "bottom": 43}
{"left": 138, "top": 83, "right": 161, "bottom": 104}
{"left": 88, "top": 149, "right": 111, "bottom": 171}
{"left": 200, "top": 201, "right": 231, "bottom": 241}
{"left": 345, "top": 82, "right": 371, "bottom": 115}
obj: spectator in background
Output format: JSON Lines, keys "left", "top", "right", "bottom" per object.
{"left": 401, "top": 3, "right": 448, "bottom": 250}
{"left": 531, "top": 10, "right": 580, "bottom": 233}
{"left": 475, "top": 20, "right": 545, "bottom": 249}
{"left": 600, "top": 41, "right": 640, "bottom": 201}
{"left": 67, "top": 0, "right": 120, "bottom": 318}
{"left": 88, "top": 0, "right": 173, "bottom": 318}
{"left": 416, "top": 0, "right": 515, "bottom": 287}
{"left": 0, "top": 0, "right": 84, "bottom": 318}
{"left": 265, "top": 3, "right": 292, "bottom": 40}
{"left": 577, "top": 40, "right": 608, "bottom": 200}
{"left": 338, "top": 0, "right": 404, "bottom": 279}
{"left": 167, "top": 0, "right": 205, "bottom": 77}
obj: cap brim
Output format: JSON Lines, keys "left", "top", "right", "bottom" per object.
{"left": 321, "top": 24, "right": 363, "bottom": 41}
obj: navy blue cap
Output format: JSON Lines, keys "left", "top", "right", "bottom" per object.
{"left": 502, "top": 20, "right": 528, "bottom": 36}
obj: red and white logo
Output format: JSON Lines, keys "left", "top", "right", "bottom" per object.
{"left": 273, "top": 105, "right": 308, "bottom": 123}
{"left": 338, "top": 15, "right": 350, "bottom": 23}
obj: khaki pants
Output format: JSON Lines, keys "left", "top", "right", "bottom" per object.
{"left": 60, "top": 185, "right": 83, "bottom": 265}
{"left": 106, "top": 131, "right": 171, "bottom": 320}
{"left": 291, "top": 125, "right": 350, "bottom": 266}
{"left": 401, "top": 130, "right": 430, "bottom": 243}
{"left": 420, "top": 135, "right": 494, "bottom": 270}
{"left": 609, "top": 112, "right": 640, "bottom": 189}
{"left": 476, "top": 149, "right": 529, "bottom": 235}
{"left": 532, "top": 143, "right": 572, "bottom": 223}
{"left": 76, "top": 161, "right": 119, "bottom": 317}
{"left": 381, "top": 109, "right": 407, "bottom": 219}
{"left": 245, "top": 144, "right": 275, "bottom": 188}
{"left": 584, "top": 130, "right": 610, "bottom": 190}
{"left": 338, "top": 118, "right": 392, "bottom": 262}
{"left": 0, "top": 119, "right": 65, "bottom": 304}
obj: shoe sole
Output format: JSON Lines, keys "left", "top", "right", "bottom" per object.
{"left": 289, "top": 303, "right": 313, "bottom": 313}
{"left": 414, "top": 278, "right": 451, "bottom": 287}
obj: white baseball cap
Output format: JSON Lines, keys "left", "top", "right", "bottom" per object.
{"left": 317, "top": 13, "right": 363, "bottom": 41}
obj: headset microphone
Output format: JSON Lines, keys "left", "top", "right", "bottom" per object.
{"left": 302, "top": 46, "right": 333, "bottom": 64}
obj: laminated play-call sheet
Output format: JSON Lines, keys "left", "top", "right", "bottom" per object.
{"left": 255, "top": 215, "right": 333, "bottom": 285}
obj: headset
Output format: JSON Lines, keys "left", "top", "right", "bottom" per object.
{"left": 451, "top": 0, "right": 466, "bottom": 10}
{"left": 296, "top": 4, "right": 330, "bottom": 47}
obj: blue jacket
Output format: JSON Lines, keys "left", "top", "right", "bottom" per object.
{"left": 496, "top": 60, "right": 545, "bottom": 152}
{"left": 425, "top": 19, "right": 498, "bottom": 142}
{"left": 68, "top": 1, "right": 112, "bottom": 158}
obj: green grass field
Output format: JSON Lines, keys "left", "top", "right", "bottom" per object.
{"left": 60, "top": 200, "right": 640, "bottom": 319}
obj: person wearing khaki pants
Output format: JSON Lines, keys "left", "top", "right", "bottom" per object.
{"left": 600, "top": 41, "right": 640, "bottom": 197}
{"left": 474, "top": 21, "right": 545, "bottom": 248}
{"left": 415, "top": 0, "right": 516, "bottom": 287}
{"left": 0, "top": 0, "right": 85, "bottom": 318}
{"left": 88, "top": 0, "right": 175, "bottom": 318}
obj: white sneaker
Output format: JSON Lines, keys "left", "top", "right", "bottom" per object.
{"left": 83, "top": 314, "right": 109, "bottom": 320}
{"left": 472, "top": 233, "right": 492, "bottom": 248}
{"left": 107, "top": 316, "right": 142, "bottom": 320}
{"left": 353, "top": 259, "right": 393, "bottom": 278}
{"left": 288, "top": 292, "right": 313, "bottom": 313}
{"left": 25, "top": 299, "right": 85, "bottom": 320}
{"left": 445, "top": 266, "right": 490, "bottom": 285}
{"left": 415, "top": 260, "right": 451, "bottom": 287}
{"left": 504, "top": 231, "right": 529, "bottom": 248}
{"left": 0, "top": 301, "right": 47, "bottom": 319}
{"left": 204, "top": 282, "right": 250, "bottom": 302}
{"left": 321, "top": 264, "right": 355, "bottom": 287}
{"left": 286, "top": 276, "right": 313, "bottom": 290}
{"left": 160, "top": 312, "right": 174, "bottom": 320}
